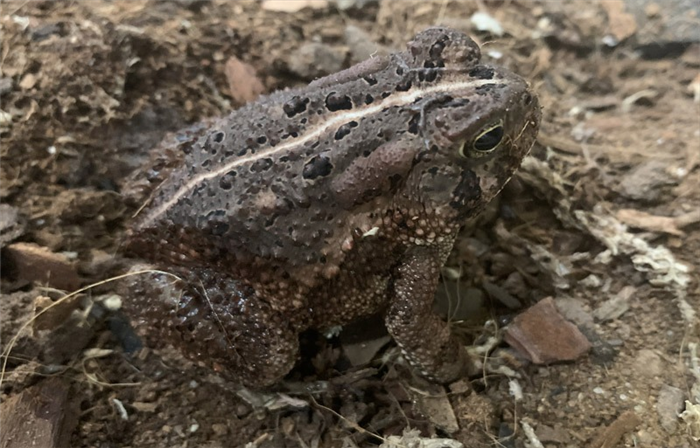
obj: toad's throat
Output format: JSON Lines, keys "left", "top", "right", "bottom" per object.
{"left": 139, "top": 77, "right": 502, "bottom": 227}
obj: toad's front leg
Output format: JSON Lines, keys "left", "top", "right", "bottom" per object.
{"left": 385, "top": 247, "right": 478, "bottom": 383}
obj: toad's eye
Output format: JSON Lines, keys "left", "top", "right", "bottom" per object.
{"left": 459, "top": 121, "right": 504, "bottom": 158}
{"left": 474, "top": 123, "right": 504, "bottom": 151}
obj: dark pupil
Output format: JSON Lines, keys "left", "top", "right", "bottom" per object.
{"left": 474, "top": 126, "right": 504, "bottom": 151}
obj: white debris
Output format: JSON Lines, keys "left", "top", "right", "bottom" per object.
{"left": 470, "top": 12, "right": 504, "bottom": 36}
{"left": 380, "top": 428, "right": 463, "bottom": 448}
{"left": 509, "top": 379, "right": 523, "bottom": 401}
{"left": 521, "top": 421, "right": 545, "bottom": 448}
{"left": 111, "top": 398, "right": 129, "bottom": 421}
{"left": 680, "top": 400, "right": 700, "bottom": 441}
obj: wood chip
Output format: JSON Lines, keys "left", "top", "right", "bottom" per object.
{"left": 4, "top": 242, "right": 80, "bottom": 291}
{"left": 588, "top": 410, "right": 641, "bottom": 448}
{"left": 409, "top": 382, "right": 459, "bottom": 433}
{"left": 0, "top": 378, "right": 79, "bottom": 448}
{"left": 616, "top": 208, "right": 700, "bottom": 236}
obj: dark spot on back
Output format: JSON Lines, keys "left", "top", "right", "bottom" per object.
{"left": 283, "top": 96, "right": 309, "bottom": 118}
{"left": 211, "top": 221, "right": 230, "bottom": 235}
{"left": 334, "top": 121, "right": 358, "bottom": 140}
{"left": 378, "top": 127, "right": 394, "bottom": 140}
{"left": 325, "top": 92, "right": 353, "bottom": 111}
{"left": 250, "top": 158, "right": 274, "bottom": 173}
{"left": 213, "top": 131, "right": 224, "bottom": 143}
{"left": 281, "top": 131, "right": 299, "bottom": 140}
{"left": 219, "top": 170, "right": 237, "bottom": 190}
{"left": 219, "top": 177, "right": 232, "bottom": 190}
{"left": 363, "top": 74, "right": 378, "bottom": 85}
{"left": 469, "top": 66, "right": 495, "bottom": 79}
{"left": 429, "top": 35, "right": 448, "bottom": 60}
{"left": 205, "top": 209, "right": 228, "bottom": 235}
{"left": 264, "top": 216, "right": 277, "bottom": 228}
{"left": 364, "top": 94, "right": 374, "bottom": 104}
{"left": 396, "top": 79, "right": 412, "bottom": 91}
{"left": 408, "top": 114, "right": 420, "bottom": 134}
{"left": 476, "top": 83, "right": 506, "bottom": 95}
{"left": 419, "top": 69, "right": 438, "bottom": 82}
{"left": 445, "top": 98, "right": 470, "bottom": 108}
{"left": 302, "top": 154, "right": 333, "bottom": 180}
{"left": 257, "top": 136, "right": 267, "bottom": 144}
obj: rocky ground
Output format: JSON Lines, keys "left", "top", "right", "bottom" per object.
{"left": 1, "top": 1, "right": 699, "bottom": 447}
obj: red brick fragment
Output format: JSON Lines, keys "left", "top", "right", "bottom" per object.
{"left": 504, "top": 296, "right": 591, "bottom": 364}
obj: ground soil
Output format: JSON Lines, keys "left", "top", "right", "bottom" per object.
{"left": 1, "top": 1, "right": 699, "bottom": 447}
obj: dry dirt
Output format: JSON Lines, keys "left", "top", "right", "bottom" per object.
{"left": 1, "top": 1, "right": 699, "bottom": 447}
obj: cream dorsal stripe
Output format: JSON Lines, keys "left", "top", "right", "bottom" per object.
{"left": 140, "top": 78, "right": 501, "bottom": 227}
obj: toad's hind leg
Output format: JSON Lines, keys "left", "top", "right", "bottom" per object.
{"left": 385, "top": 248, "right": 478, "bottom": 383}
{"left": 124, "top": 268, "right": 300, "bottom": 388}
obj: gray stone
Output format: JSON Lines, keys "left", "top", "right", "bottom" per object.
{"left": 656, "top": 384, "right": 685, "bottom": 433}
{"left": 625, "top": 0, "right": 700, "bottom": 44}
{"left": 288, "top": 43, "right": 347, "bottom": 80}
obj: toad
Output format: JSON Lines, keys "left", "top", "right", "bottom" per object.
{"left": 124, "top": 27, "right": 541, "bottom": 387}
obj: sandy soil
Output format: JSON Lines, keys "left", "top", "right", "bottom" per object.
{"left": 1, "top": 1, "right": 699, "bottom": 447}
